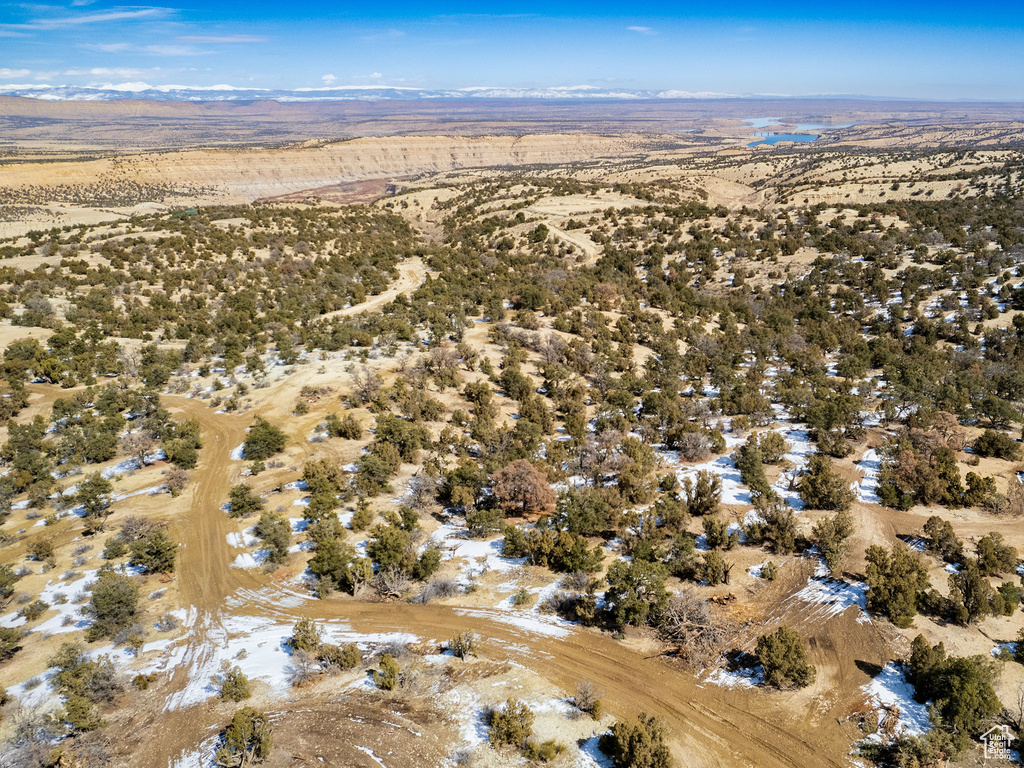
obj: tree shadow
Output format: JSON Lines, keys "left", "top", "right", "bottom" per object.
{"left": 855, "top": 659, "right": 884, "bottom": 677}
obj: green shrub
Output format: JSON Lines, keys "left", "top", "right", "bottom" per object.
{"left": 755, "top": 626, "right": 816, "bottom": 689}
{"left": 448, "top": 632, "right": 478, "bottom": 660}
{"left": 128, "top": 529, "right": 177, "bottom": 574}
{"left": 85, "top": 571, "right": 139, "bottom": 642}
{"left": 512, "top": 588, "right": 532, "bottom": 607}
{"left": 242, "top": 418, "right": 287, "bottom": 461}
{"left": 215, "top": 707, "right": 273, "bottom": 767}
{"left": 215, "top": 664, "right": 251, "bottom": 702}
{"left": 132, "top": 673, "right": 156, "bottom": 690}
{"left": 799, "top": 454, "right": 854, "bottom": 512}
{"left": 0, "top": 627, "right": 24, "bottom": 661}
{"left": 18, "top": 599, "right": 48, "bottom": 622}
{"left": 525, "top": 739, "right": 566, "bottom": 762}
{"left": 972, "top": 429, "right": 1021, "bottom": 460}
{"left": 317, "top": 643, "right": 361, "bottom": 671}
{"left": 488, "top": 698, "right": 534, "bottom": 749}
{"left": 326, "top": 412, "right": 362, "bottom": 439}
{"left": 228, "top": 483, "right": 264, "bottom": 518}
{"left": 372, "top": 653, "right": 400, "bottom": 690}
{"left": 865, "top": 543, "right": 929, "bottom": 628}
{"left": 599, "top": 713, "right": 673, "bottom": 768}
{"left": 349, "top": 502, "right": 374, "bottom": 532}
{"left": 290, "top": 617, "right": 323, "bottom": 653}
{"left": 811, "top": 508, "right": 854, "bottom": 573}
{"left": 102, "top": 537, "right": 128, "bottom": 560}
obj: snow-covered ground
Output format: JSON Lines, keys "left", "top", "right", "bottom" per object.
{"left": 100, "top": 449, "right": 167, "bottom": 480}
{"left": 226, "top": 529, "right": 259, "bottom": 548}
{"left": 861, "top": 663, "right": 931, "bottom": 736}
{"left": 702, "top": 665, "right": 764, "bottom": 689}
{"left": 771, "top": 428, "right": 814, "bottom": 510}
{"left": 430, "top": 524, "right": 527, "bottom": 582}
{"left": 784, "top": 560, "right": 870, "bottom": 623}
{"left": 748, "top": 561, "right": 773, "bottom": 579}
{"left": 576, "top": 737, "right": 614, "bottom": 767}
{"left": 163, "top": 612, "right": 420, "bottom": 712}
{"left": 0, "top": 569, "right": 97, "bottom": 635}
{"left": 454, "top": 606, "right": 573, "bottom": 638}
{"left": 230, "top": 551, "right": 270, "bottom": 569}
{"left": 853, "top": 448, "right": 882, "bottom": 504}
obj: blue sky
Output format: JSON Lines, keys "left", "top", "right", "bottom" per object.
{"left": 1, "top": 1, "right": 1023, "bottom": 99}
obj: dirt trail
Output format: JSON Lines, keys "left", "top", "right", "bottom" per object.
{"left": 163, "top": 396, "right": 259, "bottom": 607}
{"left": 154, "top": 387, "right": 854, "bottom": 768}
{"left": 545, "top": 224, "right": 601, "bottom": 266}
{"left": 322, "top": 603, "right": 852, "bottom": 768}
{"left": 316, "top": 257, "right": 427, "bottom": 322}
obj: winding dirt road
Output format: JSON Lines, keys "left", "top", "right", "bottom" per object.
{"left": 150, "top": 393, "right": 862, "bottom": 768}
{"left": 315, "top": 257, "right": 428, "bottom": 323}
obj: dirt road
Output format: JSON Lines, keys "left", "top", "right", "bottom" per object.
{"left": 151, "top": 392, "right": 859, "bottom": 768}
{"left": 316, "top": 257, "right": 428, "bottom": 322}
{"left": 545, "top": 224, "right": 601, "bottom": 266}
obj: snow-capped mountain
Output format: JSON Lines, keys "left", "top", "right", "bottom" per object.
{"left": 0, "top": 82, "right": 738, "bottom": 102}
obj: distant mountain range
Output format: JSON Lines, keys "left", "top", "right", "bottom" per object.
{"left": 0, "top": 82, "right": 740, "bottom": 102}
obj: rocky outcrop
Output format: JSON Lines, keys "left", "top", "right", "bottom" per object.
{"left": 1, "top": 134, "right": 651, "bottom": 204}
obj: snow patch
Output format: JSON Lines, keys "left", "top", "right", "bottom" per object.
{"left": 785, "top": 561, "right": 870, "bottom": 623}
{"left": 861, "top": 663, "right": 931, "bottom": 736}
{"left": 853, "top": 448, "right": 882, "bottom": 504}
{"left": 702, "top": 665, "right": 763, "bottom": 689}
{"left": 454, "top": 607, "right": 572, "bottom": 638}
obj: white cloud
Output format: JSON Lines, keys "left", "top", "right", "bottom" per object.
{"left": 176, "top": 35, "right": 266, "bottom": 43}
{"left": 627, "top": 26, "right": 654, "bottom": 34}
{"left": 369, "top": 72, "right": 382, "bottom": 80}
{"left": 142, "top": 44, "right": 206, "bottom": 56}
{"left": 83, "top": 42, "right": 208, "bottom": 56}
{"left": 31, "top": 8, "right": 170, "bottom": 28}
{"left": 0, "top": 68, "right": 31, "bottom": 79}
{"left": 64, "top": 67, "right": 148, "bottom": 78}
{"left": 83, "top": 42, "right": 132, "bottom": 53}
{"left": 321, "top": 73, "right": 337, "bottom": 85}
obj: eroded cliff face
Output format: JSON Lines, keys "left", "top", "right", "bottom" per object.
{"left": 1, "top": 134, "right": 650, "bottom": 203}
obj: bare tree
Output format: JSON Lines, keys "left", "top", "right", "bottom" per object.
{"left": 378, "top": 330, "right": 398, "bottom": 356}
{"left": 539, "top": 335, "right": 567, "bottom": 365}
{"left": 119, "top": 348, "right": 140, "bottom": 383}
{"left": 288, "top": 649, "right": 320, "bottom": 687}
{"left": 424, "top": 347, "right": 461, "bottom": 390}
{"left": 121, "top": 430, "right": 156, "bottom": 467}
{"left": 1003, "top": 680, "right": 1024, "bottom": 731}
{"left": 675, "top": 431, "right": 711, "bottom": 462}
{"left": 0, "top": 706, "right": 64, "bottom": 768}
{"left": 165, "top": 466, "right": 189, "bottom": 497}
{"left": 407, "top": 473, "right": 439, "bottom": 511}
{"left": 659, "top": 590, "right": 728, "bottom": 668}
{"left": 491, "top": 459, "right": 556, "bottom": 518}
{"left": 375, "top": 565, "right": 411, "bottom": 599}
{"left": 572, "top": 680, "right": 602, "bottom": 719}
{"left": 350, "top": 366, "right": 383, "bottom": 404}
{"left": 118, "top": 515, "right": 156, "bottom": 543}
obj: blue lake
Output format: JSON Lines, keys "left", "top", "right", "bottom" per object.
{"left": 743, "top": 117, "right": 781, "bottom": 128}
{"left": 748, "top": 133, "right": 819, "bottom": 147}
